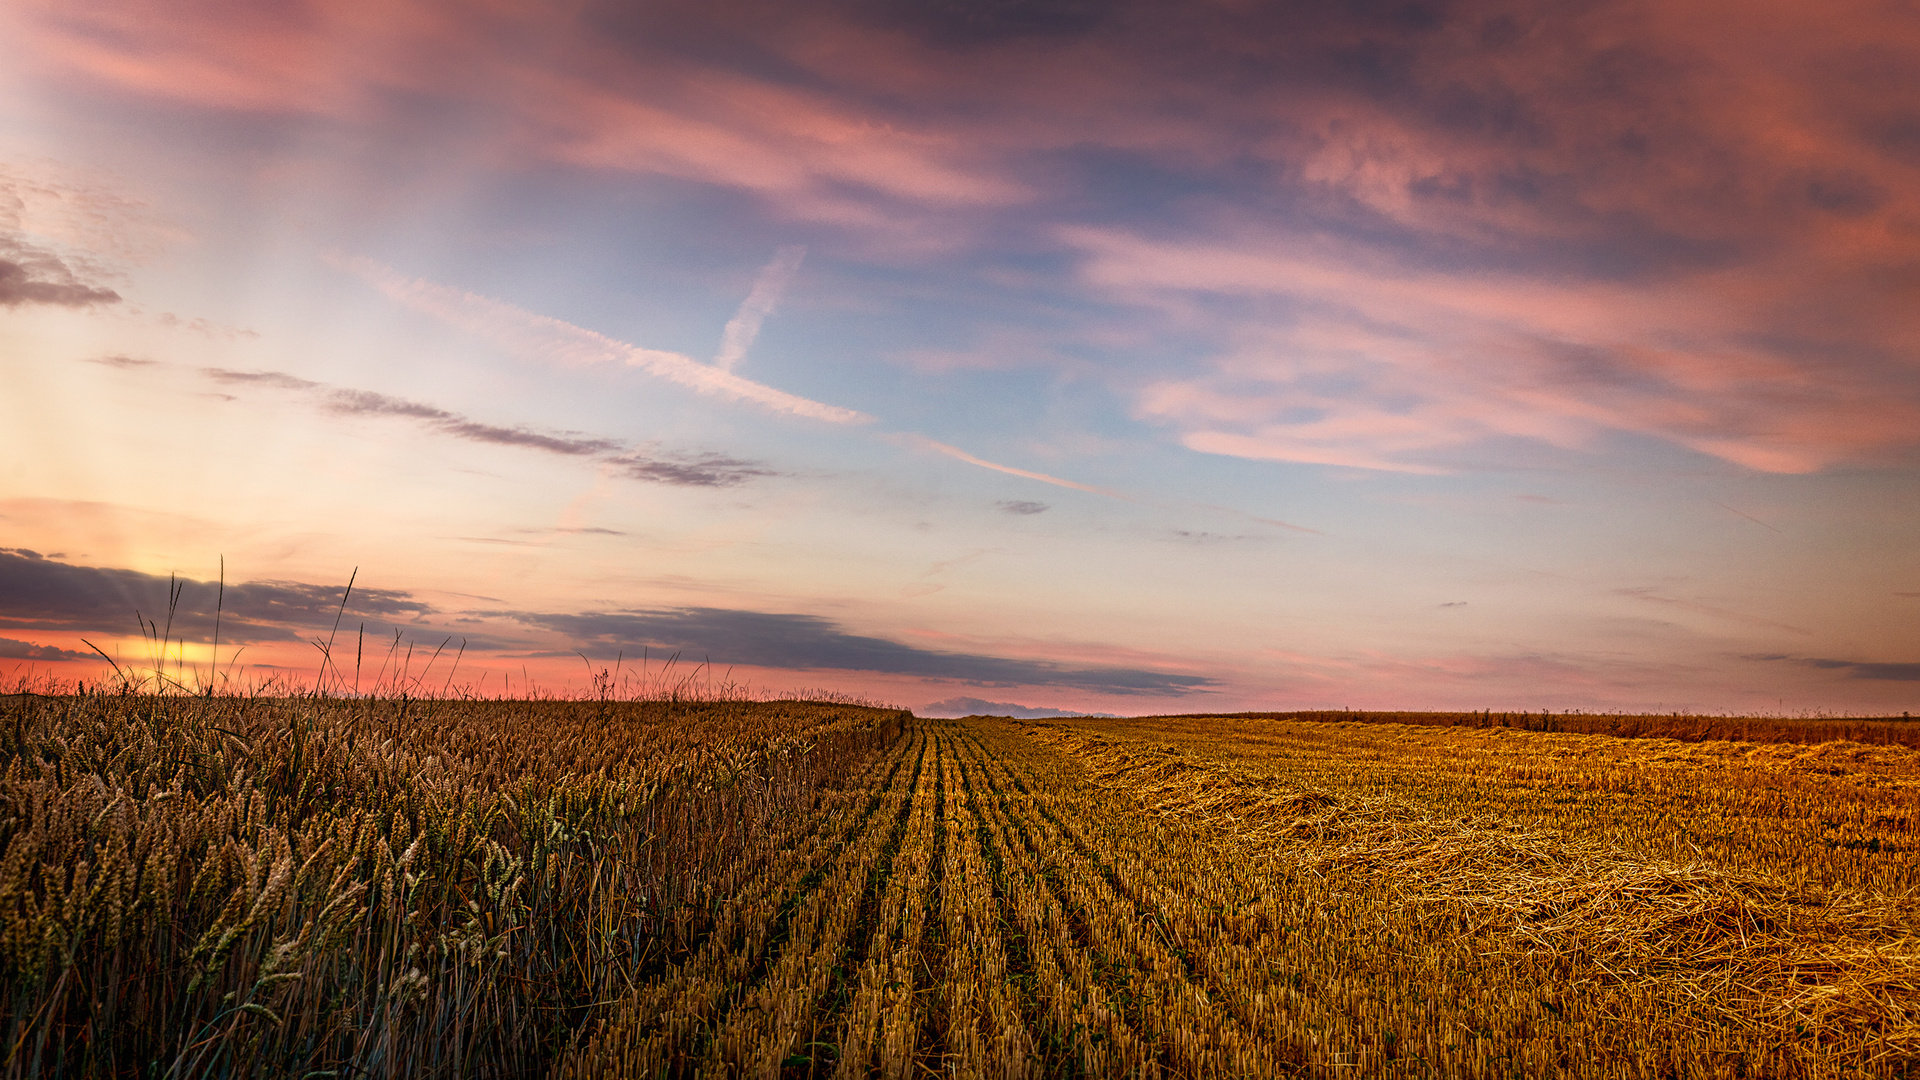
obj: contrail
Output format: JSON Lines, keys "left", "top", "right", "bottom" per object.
{"left": 903, "top": 435, "right": 1128, "bottom": 498}
{"left": 902, "top": 435, "right": 1321, "bottom": 534}
{"left": 336, "top": 254, "right": 868, "bottom": 425}
{"left": 1712, "top": 500, "right": 1782, "bottom": 533}
{"left": 715, "top": 246, "right": 806, "bottom": 372}
{"left": 1194, "top": 502, "right": 1323, "bottom": 535}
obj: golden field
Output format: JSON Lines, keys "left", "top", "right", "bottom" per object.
{"left": 1, "top": 692, "right": 1914, "bottom": 1077}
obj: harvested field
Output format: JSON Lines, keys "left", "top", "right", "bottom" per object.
{"left": 3, "top": 695, "right": 1915, "bottom": 1077}
{"left": 1160, "top": 712, "right": 1920, "bottom": 751}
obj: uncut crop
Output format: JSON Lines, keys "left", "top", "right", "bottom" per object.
{"left": 0, "top": 691, "right": 902, "bottom": 1078}
{"left": 5, "top": 697, "right": 1916, "bottom": 1078}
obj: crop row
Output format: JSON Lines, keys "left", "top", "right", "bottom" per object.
{"left": 8, "top": 695, "right": 1912, "bottom": 1077}
{"left": 1022, "top": 715, "right": 1920, "bottom": 1077}
{"left": 0, "top": 692, "right": 904, "bottom": 1078}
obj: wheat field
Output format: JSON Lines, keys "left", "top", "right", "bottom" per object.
{"left": 1, "top": 691, "right": 1915, "bottom": 1078}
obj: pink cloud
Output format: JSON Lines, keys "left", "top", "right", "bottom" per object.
{"left": 5, "top": 0, "right": 1038, "bottom": 236}
{"left": 2, "top": 0, "right": 490, "bottom": 114}
{"left": 1093, "top": 229, "right": 1920, "bottom": 473}
{"left": 520, "top": 67, "right": 1029, "bottom": 214}
{"left": 19, "top": 0, "right": 1920, "bottom": 242}
{"left": 14, "top": 0, "right": 1920, "bottom": 476}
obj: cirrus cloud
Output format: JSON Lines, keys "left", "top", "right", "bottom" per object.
{"left": 334, "top": 255, "right": 872, "bottom": 424}
{"left": 198, "top": 366, "right": 776, "bottom": 486}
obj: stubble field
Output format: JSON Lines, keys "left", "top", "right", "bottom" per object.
{"left": 1, "top": 692, "right": 1915, "bottom": 1078}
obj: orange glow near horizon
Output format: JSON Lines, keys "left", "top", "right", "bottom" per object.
{"left": 3, "top": 0, "right": 1917, "bottom": 715}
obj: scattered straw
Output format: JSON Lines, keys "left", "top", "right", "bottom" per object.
{"left": 1028, "top": 724, "right": 1920, "bottom": 1067}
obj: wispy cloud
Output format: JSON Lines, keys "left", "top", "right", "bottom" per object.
{"left": 1198, "top": 505, "right": 1321, "bottom": 536}
{"left": 1165, "top": 530, "right": 1254, "bottom": 545}
{"left": 1083, "top": 220, "right": 1920, "bottom": 476}
{"left": 904, "top": 436, "right": 1123, "bottom": 498}
{"left": 715, "top": 246, "right": 805, "bottom": 372}
{"left": 609, "top": 452, "right": 774, "bottom": 488}
{"left": 201, "top": 368, "right": 773, "bottom": 486}
{"left": 204, "top": 369, "right": 320, "bottom": 391}
{"left": 908, "top": 437, "right": 1320, "bottom": 535}
{"left": 333, "top": 255, "right": 870, "bottom": 424}
{"left": 996, "top": 500, "right": 1048, "bottom": 515}
{"left": 323, "top": 387, "right": 623, "bottom": 456}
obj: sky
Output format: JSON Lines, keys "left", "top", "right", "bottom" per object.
{"left": 1, "top": 0, "right": 1917, "bottom": 716}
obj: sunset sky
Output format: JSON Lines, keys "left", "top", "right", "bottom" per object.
{"left": 2, "top": 0, "right": 1917, "bottom": 716}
